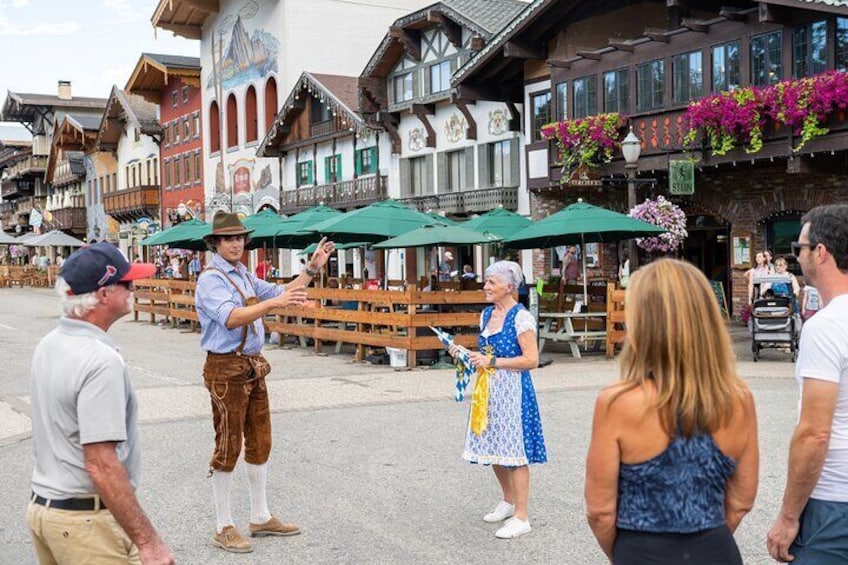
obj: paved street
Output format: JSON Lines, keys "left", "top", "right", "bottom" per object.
{"left": 0, "top": 287, "right": 798, "bottom": 564}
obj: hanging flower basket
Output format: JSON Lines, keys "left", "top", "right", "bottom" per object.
{"left": 683, "top": 86, "right": 765, "bottom": 155}
{"left": 628, "top": 196, "right": 688, "bottom": 254}
{"left": 541, "top": 113, "right": 626, "bottom": 180}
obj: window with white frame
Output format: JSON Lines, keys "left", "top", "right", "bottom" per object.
{"left": 489, "top": 140, "right": 511, "bottom": 188}
{"left": 446, "top": 150, "right": 465, "bottom": 192}
{"left": 429, "top": 60, "right": 451, "bottom": 93}
{"left": 393, "top": 72, "right": 414, "bottom": 103}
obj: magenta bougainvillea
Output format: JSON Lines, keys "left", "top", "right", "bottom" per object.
{"left": 685, "top": 70, "right": 848, "bottom": 155}
{"left": 541, "top": 113, "right": 626, "bottom": 178}
{"left": 628, "top": 196, "right": 688, "bottom": 253}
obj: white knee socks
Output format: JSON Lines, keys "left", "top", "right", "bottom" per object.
{"left": 211, "top": 470, "right": 234, "bottom": 533}
{"left": 246, "top": 462, "right": 272, "bottom": 524}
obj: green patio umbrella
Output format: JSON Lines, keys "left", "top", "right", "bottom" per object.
{"left": 504, "top": 199, "right": 666, "bottom": 304}
{"left": 373, "top": 224, "right": 501, "bottom": 249}
{"left": 241, "top": 209, "right": 287, "bottom": 232}
{"left": 463, "top": 207, "right": 532, "bottom": 238}
{"left": 252, "top": 204, "right": 344, "bottom": 248}
{"left": 298, "top": 241, "right": 368, "bottom": 255}
{"left": 141, "top": 219, "right": 210, "bottom": 250}
{"left": 307, "top": 199, "right": 449, "bottom": 244}
{"left": 423, "top": 211, "right": 458, "bottom": 226}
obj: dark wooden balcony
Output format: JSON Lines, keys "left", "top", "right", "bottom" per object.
{"left": 544, "top": 107, "right": 848, "bottom": 186}
{"left": 50, "top": 207, "right": 87, "bottom": 234}
{"left": 103, "top": 185, "right": 160, "bottom": 222}
{"left": 281, "top": 175, "right": 387, "bottom": 214}
{"left": 309, "top": 116, "right": 346, "bottom": 138}
{"left": 399, "top": 186, "right": 519, "bottom": 214}
{"left": 6, "top": 155, "right": 47, "bottom": 180}
{"left": 1, "top": 179, "right": 35, "bottom": 199}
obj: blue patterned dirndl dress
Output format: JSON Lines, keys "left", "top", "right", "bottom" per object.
{"left": 462, "top": 304, "right": 547, "bottom": 467}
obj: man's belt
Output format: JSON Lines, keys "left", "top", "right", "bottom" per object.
{"left": 31, "top": 492, "right": 106, "bottom": 511}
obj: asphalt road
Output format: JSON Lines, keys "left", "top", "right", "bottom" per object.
{"left": 0, "top": 287, "right": 799, "bottom": 564}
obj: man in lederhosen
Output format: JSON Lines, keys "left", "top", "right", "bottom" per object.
{"left": 195, "top": 211, "right": 334, "bottom": 553}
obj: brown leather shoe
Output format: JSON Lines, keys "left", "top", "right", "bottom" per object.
{"left": 248, "top": 516, "right": 302, "bottom": 537}
{"left": 212, "top": 526, "right": 253, "bottom": 553}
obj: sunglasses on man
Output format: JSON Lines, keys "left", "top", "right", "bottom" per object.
{"left": 790, "top": 241, "right": 814, "bottom": 257}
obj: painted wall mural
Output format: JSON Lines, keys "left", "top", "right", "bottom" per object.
{"left": 408, "top": 128, "right": 426, "bottom": 152}
{"left": 208, "top": 159, "right": 279, "bottom": 217}
{"left": 444, "top": 113, "right": 467, "bottom": 143}
{"left": 208, "top": 0, "right": 281, "bottom": 91}
{"left": 488, "top": 109, "right": 508, "bottom": 136}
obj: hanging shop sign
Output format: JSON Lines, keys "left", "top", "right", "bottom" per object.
{"left": 566, "top": 163, "right": 602, "bottom": 187}
{"left": 669, "top": 159, "right": 695, "bottom": 195}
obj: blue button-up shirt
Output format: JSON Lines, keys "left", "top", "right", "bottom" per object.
{"left": 195, "top": 253, "right": 285, "bottom": 354}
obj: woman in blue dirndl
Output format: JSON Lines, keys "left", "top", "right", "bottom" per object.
{"left": 452, "top": 260, "right": 546, "bottom": 539}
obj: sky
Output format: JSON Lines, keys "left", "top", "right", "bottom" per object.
{"left": 0, "top": 0, "right": 199, "bottom": 131}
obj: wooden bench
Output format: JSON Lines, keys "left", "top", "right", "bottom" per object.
{"left": 133, "top": 279, "right": 171, "bottom": 324}
{"left": 168, "top": 280, "right": 198, "bottom": 331}
{"left": 606, "top": 282, "right": 627, "bottom": 358}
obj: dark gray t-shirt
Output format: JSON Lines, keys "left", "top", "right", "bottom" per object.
{"left": 30, "top": 318, "right": 140, "bottom": 499}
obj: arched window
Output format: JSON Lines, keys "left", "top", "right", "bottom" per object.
{"left": 264, "top": 76, "right": 278, "bottom": 134}
{"left": 209, "top": 100, "right": 220, "bottom": 153}
{"left": 226, "top": 93, "right": 238, "bottom": 148}
{"left": 245, "top": 85, "right": 258, "bottom": 142}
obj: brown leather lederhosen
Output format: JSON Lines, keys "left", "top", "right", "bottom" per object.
{"left": 201, "top": 266, "right": 272, "bottom": 472}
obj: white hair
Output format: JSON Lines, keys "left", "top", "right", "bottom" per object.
{"left": 56, "top": 277, "right": 100, "bottom": 318}
{"left": 484, "top": 260, "right": 524, "bottom": 290}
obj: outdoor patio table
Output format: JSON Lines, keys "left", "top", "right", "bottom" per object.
{"left": 538, "top": 312, "right": 607, "bottom": 359}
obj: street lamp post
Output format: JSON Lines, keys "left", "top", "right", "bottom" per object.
{"left": 621, "top": 127, "right": 642, "bottom": 269}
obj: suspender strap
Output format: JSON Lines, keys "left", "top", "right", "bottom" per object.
{"left": 203, "top": 266, "right": 258, "bottom": 355}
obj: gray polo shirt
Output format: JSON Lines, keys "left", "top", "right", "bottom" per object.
{"left": 30, "top": 318, "right": 140, "bottom": 499}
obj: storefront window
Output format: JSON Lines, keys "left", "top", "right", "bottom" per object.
{"left": 767, "top": 216, "right": 803, "bottom": 275}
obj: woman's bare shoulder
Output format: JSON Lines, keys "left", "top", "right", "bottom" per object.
{"left": 596, "top": 380, "right": 650, "bottom": 413}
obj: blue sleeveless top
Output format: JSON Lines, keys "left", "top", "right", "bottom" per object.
{"left": 616, "top": 433, "right": 736, "bottom": 533}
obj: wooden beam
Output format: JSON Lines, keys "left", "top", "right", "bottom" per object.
{"left": 503, "top": 41, "right": 546, "bottom": 61}
{"left": 608, "top": 39, "right": 635, "bottom": 52}
{"left": 157, "top": 22, "right": 202, "bottom": 40}
{"left": 547, "top": 59, "right": 571, "bottom": 69}
{"left": 644, "top": 28, "right": 670, "bottom": 43}
{"left": 576, "top": 50, "right": 603, "bottom": 60}
{"left": 454, "top": 82, "right": 513, "bottom": 103}
{"left": 682, "top": 18, "right": 709, "bottom": 33}
{"left": 427, "top": 10, "right": 462, "bottom": 49}
{"left": 379, "top": 111, "right": 401, "bottom": 154}
{"left": 758, "top": 3, "right": 790, "bottom": 24}
{"left": 719, "top": 7, "right": 748, "bottom": 21}
{"left": 506, "top": 102, "right": 520, "bottom": 132}
{"left": 389, "top": 26, "right": 421, "bottom": 61}
{"left": 411, "top": 105, "right": 436, "bottom": 148}
{"left": 454, "top": 99, "right": 477, "bottom": 141}
{"left": 184, "top": 0, "right": 218, "bottom": 12}
{"left": 470, "top": 36, "right": 486, "bottom": 51}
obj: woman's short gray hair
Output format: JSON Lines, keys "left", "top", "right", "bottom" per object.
{"left": 56, "top": 277, "right": 100, "bottom": 318}
{"left": 485, "top": 260, "right": 524, "bottom": 290}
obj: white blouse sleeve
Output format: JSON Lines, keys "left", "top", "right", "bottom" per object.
{"left": 514, "top": 309, "right": 537, "bottom": 336}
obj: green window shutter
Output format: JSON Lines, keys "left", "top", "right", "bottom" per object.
{"left": 371, "top": 146, "right": 379, "bottom": 173}
{"left": 335, "top": 155, "right": 342, "bottom": 180}
{"left": 308, "top": 161, "right": 314, "bottom": 185}
{"left": 355, "top": 150, "right": 362, "bottom": 176}
{"left": 324, "top": 157, "right": 331, "bottom": 183}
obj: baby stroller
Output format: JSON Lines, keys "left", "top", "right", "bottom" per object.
{"left": 751, "top": 274, "right": 800, "bottom": 362}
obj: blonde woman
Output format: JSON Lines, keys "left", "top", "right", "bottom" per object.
{"left": 585, "top": 259, "right": 758, "bottom": 564}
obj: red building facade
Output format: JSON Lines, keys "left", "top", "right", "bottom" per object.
{"left": 125, "top": 53, "right": 204, "bottom": 226}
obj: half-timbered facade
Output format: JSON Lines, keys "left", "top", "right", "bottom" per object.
{"left": 360, "top": 0, "right": 528, "bottom": 216}
{"left": 0, "top": 135, "right": 32, "bottom": 236}
{"left": 96, "top": 87, "right": 162, "bottom": 260}
{"left": 455, "top": 0, "right": 848, "bottom": 314}
{"left": 0, "top": 82, "right": 107, "bottom": 237}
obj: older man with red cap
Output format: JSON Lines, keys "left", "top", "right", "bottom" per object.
{"left": 27, "top": 242, "right": 173, "bottom": 564}
{"left": 195, "top": 210, "right": 334, "bottom": 553}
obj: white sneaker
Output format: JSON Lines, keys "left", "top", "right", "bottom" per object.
{"left": 483, "top": 501, "right": 515, "bottom": 523}
{"left": 495, "top": 517, "right": 532, "bottom": 539}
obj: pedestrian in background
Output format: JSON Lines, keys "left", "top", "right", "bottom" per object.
{"left": 768, "top": 204, "right": 848, "bottom": 563}
{"left": 195, "top": 211, "right": 335, "bottom": 553}
{"left": 27, "top": 243, "right": 173, "bottom": 564}
{"left": 451, "top": 260, "right": 546, "bottom": 539}
{"left": 188, "top": 253, "right": 201, "bottom": 280}
{"left": 586, "top": 259, "right": 758, "bottom": 564}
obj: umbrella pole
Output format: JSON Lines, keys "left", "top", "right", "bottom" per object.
{"left": 581, "top": 233, "right": 589, "bottom": 307}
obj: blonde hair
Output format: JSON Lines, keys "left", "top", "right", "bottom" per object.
{"left": 616, "top": 259, "right": 744, "bottom": 437}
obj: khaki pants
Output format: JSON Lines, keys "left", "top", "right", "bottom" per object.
{"left": 204, "top": 352, "right": 272, "bottom": 472}
{"left": 27, "top": 501, "right": 140, "bottom": 564}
